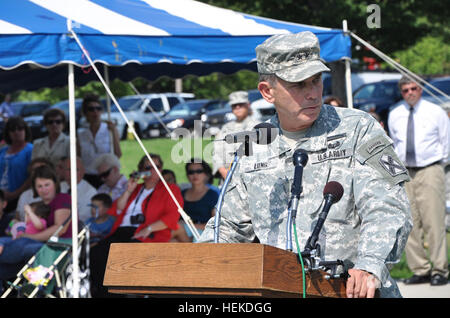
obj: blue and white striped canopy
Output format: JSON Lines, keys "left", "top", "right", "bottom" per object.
{"left": 0, "top": 0, "right": 351, "bottom": 90}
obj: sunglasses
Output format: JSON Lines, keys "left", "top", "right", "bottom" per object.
{"left": 187, "top": 169, "right": 205, "bottom": 175}
{"left": 98, "top": 167, "right": 113, "bottom": 179}
{"left": 87, "top": 106, "right": 103, "bottom": 112}
{"left": 401, "top": 86, "right": 418, "bottom": 94}
{"left": 231, "top": 103, "right": 247, "bottom": 109}
{"left": 46, "top": 119, "right": 63, "bottom": 125}
{"left": 142, "top": 165, "right": 161, "bottom": 171}
{"left": 10, "top": 126, "right": 25, "bottom": 132}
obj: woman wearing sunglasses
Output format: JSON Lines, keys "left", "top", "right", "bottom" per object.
{"left": 77, "top": 93, "right": 122, "bottom": 189}
{"left": 32, "top": 108, "right": 70, "bottom": 167}
{"left": 0, "top": 117, "right": 33, "bottom": 212}
{"left": 172, "top": 158, "right": 219, "bottom": 242}
{"left": 89, "top": 153, "right": 183, "bottom": 297}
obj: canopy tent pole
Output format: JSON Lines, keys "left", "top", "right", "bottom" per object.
{"left": 175, "top": 78, "right": 183, "bottom": 93}
{"left": 69, "top": 29, "right": 200, "bottom": 241}
{"left": 68, "top": 63, "right": 80, "bottom": 298}
{"left": 103, "top": 65, "right": 114, "bottom": 152}
{"left": 104, "top": 65, "right": 112, "bottom": 121}
{"left": 349, "top": 31, "right": 449, "bottom": 103}
{"left": 342, "top": 20, "right": 353, "bottom": 109}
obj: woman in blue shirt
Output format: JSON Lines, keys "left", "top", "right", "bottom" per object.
{"left": 0, "top": 117, "right": 33, "bottom": 212}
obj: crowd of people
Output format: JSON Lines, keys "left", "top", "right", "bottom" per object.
{"left": 0, "top": 91, "right": 226, "bottom": 297}
{"left": 0, "top": 30, "right": 448, "bottom": 299}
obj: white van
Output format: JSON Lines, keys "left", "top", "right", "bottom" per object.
{"left": 81, "top": 93, "right": 195, "bottom": 139}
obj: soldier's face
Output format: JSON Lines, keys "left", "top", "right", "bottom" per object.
{"left": 270, "top": 73, "right": 323, "bottom": 130}
{"left": 231, "top": 103, "right": 250, "bottom": 121}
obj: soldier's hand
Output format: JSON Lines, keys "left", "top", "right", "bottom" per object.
{"left": 346, "top": 268, "right": 380, "bottom": 298}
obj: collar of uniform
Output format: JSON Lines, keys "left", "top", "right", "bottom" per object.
{"left": 263, "top": 105, "right": 342, "bottom": 164}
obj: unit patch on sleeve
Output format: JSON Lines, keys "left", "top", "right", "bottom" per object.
{"left": 379, "top": 154, "right": 407, "bottom": 177}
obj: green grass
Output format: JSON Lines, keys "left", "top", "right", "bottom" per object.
{"left": 390, "top": 232, "right": 450, "bottom": 279}
{"left": 119, "top": 137, "right": 214, "bottom": 185}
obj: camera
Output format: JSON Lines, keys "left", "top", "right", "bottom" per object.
{"left": 130, "top": 213, "right": 145, "bottom": 224}
{"left": 129, "top": 171, "right": 152, "bottom": 179}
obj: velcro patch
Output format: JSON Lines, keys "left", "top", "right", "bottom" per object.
{"left": 311, "top": 148, "right": 353, "bottom": 164}
{"left": 379, "top": 154, "right": 407, "bottom": 177}
{"left": 361, "top": 146, "right": 409, "bottom": 187}
{"left": 356, "top": 135, "right": 392, "bottom": 164}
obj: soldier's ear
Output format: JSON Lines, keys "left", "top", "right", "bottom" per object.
{"left": 258, "top": 81, "right": 275, "bottom": 104}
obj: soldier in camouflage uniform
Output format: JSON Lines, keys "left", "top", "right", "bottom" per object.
{"left": 212, "top": 91, "right": 260, "bottom": 179}
{"left": 198, "top": 31, "right": 412, "bottom": 298}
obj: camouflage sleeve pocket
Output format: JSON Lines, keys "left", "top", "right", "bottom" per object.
{"left": 355, "top": 135, "right": 410, "bottom": 187}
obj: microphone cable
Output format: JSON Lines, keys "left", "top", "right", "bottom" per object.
{"left": 293, "top": 223, "right": 307, "bottom": 298}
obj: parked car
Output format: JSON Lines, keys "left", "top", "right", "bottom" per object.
{"left": 11, "top": 101, "right": 51, "bottom": 118}
{"left": 353, "top": 79, "right": 402, "bottom": 127}
{"left": 201, "top": 100, "right": 233, "bottom": 136}
{"left": 422, "top": 76, "right": 450, "bottom": 99}
{"left": 144, "top": 99, "right": 226, "bottom": 138}
{"left": 96, "top": 93, "right": 195, "bottom": 140}
{"left": 251, "top": 98, "right": 276, "bottom": 122}
{"left": 9, "top": 101, "right": 51, "bottom": 140}
{"left": 247, "top": 89, "right": 263, "bottom": 103}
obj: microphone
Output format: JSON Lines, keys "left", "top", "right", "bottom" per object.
{"left": 222, "top": 122, "right": 278, "bottom": 145}
{"left": 290, "top": 149, "right": 308, "bottom": 199}
{"left": 304, "top": 181, "right": 344, "bottom": 252}
{"left": 286, "top": 149, "right": 308, "bottom": 251}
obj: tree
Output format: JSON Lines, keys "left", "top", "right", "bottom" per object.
{"left": 199, "top": 0, "right": 449, "bottom": 72}
{"left": 393, "top": 36, "right": 450, "bottom": 75}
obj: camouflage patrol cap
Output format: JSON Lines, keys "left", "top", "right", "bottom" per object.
{"left": 229, "top": 91, "right": 249, "bottom": 105}
{"left": 255, "top": 31, "right": 330, "bottom": 83}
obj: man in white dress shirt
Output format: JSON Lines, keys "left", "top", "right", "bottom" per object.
{"left": 388, "top": 76, "right": 449, "bottom": 286}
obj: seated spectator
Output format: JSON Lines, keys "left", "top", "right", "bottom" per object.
{"left": 60, "top": 156, "right": 97, "bottom": 224}
{"left": 89, "top": 153, "right": 183, "bottom": 298}
{"left": 85, "top": 193, "right": 115, "bottom": 246}
{"left": 0, "top": 190, "right": 12, "bottom": 237}
{"left": 162, "top": 169, "right": 177, "bottom": 185}
{"left": 31, "top": 108, "right": 70, "bottom": 167}
{"left": 0, "top": 116, "right": 33, "bottom": 212}
{"left": 0, "top": 202, "right": 50, "bottom": 255}
{"left": 77, "top": 93, "right": 122, "bottom": 188}
{"left": 324, "top": 96, "right": 345, "bottom": 107}
{"left": 16, "top": 157, "right": 54, "bottom": 222}
{"left": 0, "top": 165, "right": 72, "bottom": 281}
{"left": 369, "top": 111, "right": 386, "bottom": 131}
{"left": 54, "top": 157, "right": 66, "bottom": 183}
{"left": 94, "top": 153, "right": 128, "bottom": 201}
{"left": 172, "top": 158, "right": 218, "bottom": 242}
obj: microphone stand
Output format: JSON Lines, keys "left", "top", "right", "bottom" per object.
{"left": 299, "top": 199, "right": 348, "bottom": 280}
{"left": 286, "top": 182, "right": 302, "bottom": 251}
{"left": 214, "top": 135, "right": 252, "bottom": 243}
{"left": 286, "top": 149, "right": 308, "bottom": 251}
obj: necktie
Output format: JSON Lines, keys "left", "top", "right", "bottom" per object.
{"left": 406, "top": 107, "right": 416, "bottom": 166}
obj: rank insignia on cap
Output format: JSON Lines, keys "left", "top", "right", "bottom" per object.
{"left": 379, "top": 154, "right": 406, "bottom": 177}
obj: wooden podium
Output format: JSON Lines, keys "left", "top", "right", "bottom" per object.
{"left": 103, "top": 243, "right": 347, "bottom": 298}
